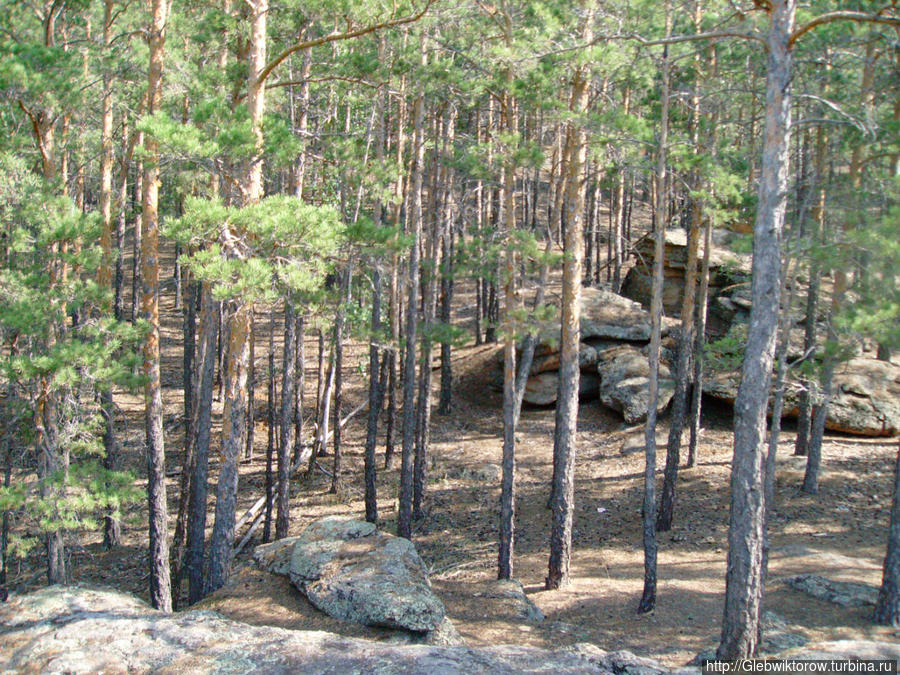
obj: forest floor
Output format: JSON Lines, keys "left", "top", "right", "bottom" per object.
{"left": 6, "top": 241, "right": 900, "bottom": 668}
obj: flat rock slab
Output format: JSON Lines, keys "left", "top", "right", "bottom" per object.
{"left": 0, "top": 586, "right": 682, "bottom": 674}
{"left": 289, "top": 516, "right": 445, "bottom": 633}
{"left": 783, "top": 574, "right": 879, "bottom": 608}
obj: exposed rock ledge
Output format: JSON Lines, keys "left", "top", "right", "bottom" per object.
{"left": 0, "top": 586, "right": 675, "bottom": 674}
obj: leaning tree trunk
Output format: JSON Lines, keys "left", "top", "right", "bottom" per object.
{"left": 718, "top": 0, "right": 795, "bottom": 660}
{"left": 170, "top": 277, "right": 197, "bottom": 604}
{"left": 656, "top": 190, "right": 699, "bottom": 532}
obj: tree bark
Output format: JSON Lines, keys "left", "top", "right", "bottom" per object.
{"left": 364, "top": 264, "right": 383, "bottom": 523}
{"left": 398, "top": 39, "right": 426, "bottom": 540}
{"left": 206, "top": 0, "right": 267, "bottom": 593}
{"left": 547, "top": 7, "right": 592, "bottom": 590}
{"left": 187, "top": 283, "right": 217, "bottom": 604}
{"left": 498, "top": 83, "right": 519, "bottom": 581}
{"left": 639, "top": 0, "right": 671, "bottom": 612}
{"left": 277, "top": 303, "right": 296, "bottom": 539}
{"left": 874, "top": 443, "right": 900, "bottom": 626}
{"left": 331, "top": 270, "right": 348, "bottom": 495}
{"left": 206, "top": 302, "right": 252, "bottom": 594}
{"left": 718, "top": 0, "right": 795, "bottom": 659}
{"left": 142, "top": 0, "right": 171, "bottom": 612}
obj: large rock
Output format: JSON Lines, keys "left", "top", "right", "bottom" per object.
{"left": 807, "top": 358, "right": 900, "bottom": 437}
{"left": 523, "top": 288, "right": 678, "bottom": 361}
{"left": 0, "top": 586, "right": 681, "bottom": 674}
{"left": 703, "top": 357, "right": 900, "bottom": 437}
{"left": 620, "top": 229, "right": 750, "bottom": 318}
{"left": 523, "top": 371, "right": 600, "bottom": 406}
{"left": 579, "top": 287, "right": 679, "bottom": 342}
{"left": 289, "top": 516, "right": 445, "bottom": 633}
{"left": 597, "top": 345, "right": 675, "bottom": 423}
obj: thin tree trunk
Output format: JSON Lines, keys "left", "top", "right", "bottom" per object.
{"left": 263, "top": 345, "right": 276, "bottom": 543}
{"left": 364, "top": 264, "right": 383, "bottom": 523}
{"left": 169, "top": 277, "right": 197, "bottom": 604}
{"left": 277, "top": 303, "right": 296, "bottom": 539}
{"left": 291, "top": 315, "right": 305, "bottom": 468}
{"left": 413, "top": 153, "right": 440, "bottom": 521}
{"left": 331, "top": 270, "right": 349, "bottom": 495}
{"left": 687, "top": 213, "right": 713, "bottom": 468}
{"left": 398, "top": 39, "right": 426, "bottom": 540}
{"left": 794, "top": 126, "right": 826, "bottom": 457}
{"left": 315, "top": 328, "right": 326, "bottom": 448}
{"left": 245, "top": 310, "right": 256, "bottom": 461}
{"left": 657, "top": 190, "right": 699, "bottom": 532}
{"left": 639, "top": 0, "right": 671, "bottom": 612}
{"left": 498, "top": 83, "right": 519, "bottom": 580}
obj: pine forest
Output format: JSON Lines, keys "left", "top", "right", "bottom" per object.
{"left": 1, "top": 0, "right": 900, "bottom": 669}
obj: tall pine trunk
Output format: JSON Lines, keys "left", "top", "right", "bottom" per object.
{"left": 187, "top": 283, "right": 217, "bottom": 604}
{"left": 398, "top": 39, "right": 426, "bottom": 539}
{"left": 276, "top": 303, "right": 296, "bottom": 539}
{"left": 718, "top": 0, "right": 795, "bottom": 659}
{"left": 639, "top": 0, "right": 671, "bottom": 612}
{"left": 142, "top": 0, "right": 172, "bottom": 612}
{"left": 546, "top": 6, "right": 592, "bottom": 590}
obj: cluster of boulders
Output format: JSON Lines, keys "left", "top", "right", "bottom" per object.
{"left": 506, "top": 228, "right": 900, "bottom": 437}
{"left": 514, "top": 286, "right": 680, "bottom": 424}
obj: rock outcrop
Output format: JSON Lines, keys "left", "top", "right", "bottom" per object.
{"left": 620, "top": 229, "right": 750, "bottom": 321}
{"left": 256, "top": 516, "right": 447, "bottom": 636}
{"left": 703, "top": 357, "right": 900, "bottom": 437}
{"left": 0, "top": 585, "right": 678, "bottom": 674}
{"left": 515, "top": 287, "right": 677, "bottom": 417}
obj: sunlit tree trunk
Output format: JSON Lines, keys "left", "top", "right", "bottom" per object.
{"left": 142, "top": 0, "right": 172, "bottom": 612}
{"left": 547, "top": 5, "right": 593, "bottom": 590}
{"left": 718, "top": 0, "right": 795, "bottom": 658}
{"left": 639, "top": 0, "right": 671, "bottom": 612}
